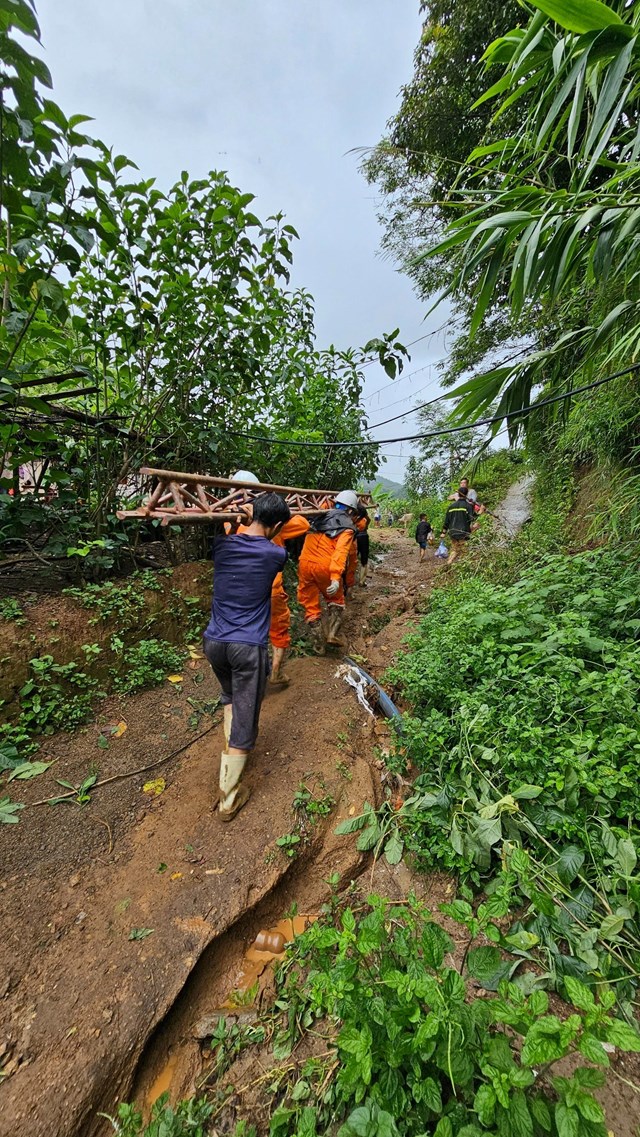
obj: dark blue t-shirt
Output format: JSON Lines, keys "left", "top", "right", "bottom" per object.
{"left": 204, "top": 533, "right": 287, "bottom": 646}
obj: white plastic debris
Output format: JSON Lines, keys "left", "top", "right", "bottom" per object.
{"left": 335, "top": 663, "right": 374, "bottom": 716}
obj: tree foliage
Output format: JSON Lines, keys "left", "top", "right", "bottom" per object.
{"left": 0, "top": 0, "right": 406, "bottom": 567}
{"left": 363, "top": 0, "right": 523, "bottom": 386}
{"left": 423, "top": 0, "right": 640, "bottom": 434}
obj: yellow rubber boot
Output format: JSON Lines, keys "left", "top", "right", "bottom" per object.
{"left": 219, "top": 750, "right": 250, "bottom": 821}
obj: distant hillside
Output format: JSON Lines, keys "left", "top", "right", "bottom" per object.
{"left": 363, "top": 475, "right": 405, "bottom": 498}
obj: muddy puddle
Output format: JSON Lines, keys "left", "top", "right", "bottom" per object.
{"left": 139, "top": 912, "right": 319, "bottom": 1115}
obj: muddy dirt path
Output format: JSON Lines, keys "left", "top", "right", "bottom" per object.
{"left": 0, "top": 528, "right": 432, "bottom": 1137}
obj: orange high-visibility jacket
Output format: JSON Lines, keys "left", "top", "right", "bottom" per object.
{"left": 300, "top": 527, "right": 354, "bottom": 582}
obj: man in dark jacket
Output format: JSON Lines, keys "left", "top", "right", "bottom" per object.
{"left": 414, "top": 514, "right": 432, "bottom": 563}
{"left": 440, "top": 486, "right": 475, "bottom": 565}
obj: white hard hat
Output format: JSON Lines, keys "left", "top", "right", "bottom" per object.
{"left": 334, "top": 490, "right": 358, "bottom": 509}
{"left": 231, "top": 469, "right": 260, "bottom": 483}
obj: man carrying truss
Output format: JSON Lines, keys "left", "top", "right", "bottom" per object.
{"left": 203, "top": 492, "right": 291, "bottom": 821}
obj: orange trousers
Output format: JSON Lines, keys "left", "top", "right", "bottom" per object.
{"left": 270, "top": 574, "right": 291, "bottom": 649}
{"left": 297, "top": 563, "right": 345, "bottom": 623}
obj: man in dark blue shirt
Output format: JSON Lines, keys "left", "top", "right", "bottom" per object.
{"left": 203, "top": 492, "right": 291, "bottom": 821}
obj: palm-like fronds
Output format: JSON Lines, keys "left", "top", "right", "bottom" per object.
{"left": 422, "top": 0, "right": 640, "bottom": 425}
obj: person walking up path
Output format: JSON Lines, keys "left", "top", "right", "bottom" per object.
{"left": 415, "top": 513, "right": 433, "bottom": 563}
{"left": 297, "top": 490, "right": 358, "bottom": 653}
{"left": 203, "top": 492, "right": 291, "bottom": 821}
{"left": 440, "top": 485, "right": 475, "bottom": 565}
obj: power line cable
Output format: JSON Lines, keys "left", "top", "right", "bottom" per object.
{"left": 362, "top": 359, "right": 444, "bottom": 401}
{"left": 368, "top": 391, "right": 444, "bottom": 430}
{"left": 229, "top": 364, "right": 640, "bottom": 449}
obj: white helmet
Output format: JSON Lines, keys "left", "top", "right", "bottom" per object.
{"left": 334, "top": 490, "right": 358, "bottom": 510}
{"left": 231, "top": 469, "right": 260, "bottom": 483}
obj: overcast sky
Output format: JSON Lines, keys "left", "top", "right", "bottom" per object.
{"left": 38, "top": 1, "right": 450, "bottom": 484}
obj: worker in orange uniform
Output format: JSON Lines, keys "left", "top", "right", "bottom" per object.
{"left": 297, "top": 490, "right": 358, "bottom": 653}
{"left": 228, "top": 471, "right": 310, "bottom": 687}
{"left": 269, "top": 512, "right": 310, "bottom": 685}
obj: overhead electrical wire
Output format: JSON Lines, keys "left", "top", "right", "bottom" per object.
{"left": 229, "top": 364, "right": 640, "bottom": 449}
{"left": 367, "top": 392, "right": 444, "bottom": 431}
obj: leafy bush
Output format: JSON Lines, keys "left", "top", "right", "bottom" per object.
{"left": 64, "top": 569, "right": 171, "bottom": 627}
{"left": 194, "top": 895, "right": 640, "bottom": 1137}
{"left": 376, "top": 544, "right": 640, "bottom": 1007}
{"left": 103, "top": 1094, "right": 215, "bottom": 1136}
{"left": 389, "top": 546, "right": 640, "bottom": 829}
{"left": 111, "top": 639, "right": 187, "bottom": 695}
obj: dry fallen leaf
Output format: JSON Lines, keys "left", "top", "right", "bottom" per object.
{"left": 143, "top": 778, "right": 165, "bottom": 796}
{"left": 170, "top": 872, "right": 183, "bottom": 881}
{"left": 167, "top": 674, "right": 184, "bottom": 684}
{"left": 111, "top": 720, "right": 127, "bottom": 738}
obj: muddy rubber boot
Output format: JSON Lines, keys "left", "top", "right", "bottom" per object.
{"left": 358, "top": 563, "right": 368, "bottom": 587}
{"left": 269, "top": 646, "right": 290, "bottom": 687}
{"left": 306, "top": 619, "right": 325, "bottom": 655}
{"left": 325, "top": 604, "right": 345, "bottom": 647}
{"left": 223, "top": 704, "right": 233, "bottom": 749}
{"left": 219, "top": 750, "right": 250, "bottom": 821}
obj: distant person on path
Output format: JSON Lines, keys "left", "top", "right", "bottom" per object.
{"left": 415, "top": 513, "right": 433, "bottom": 564}
{"left": 374, "top": 507, "right": 381, "bottom": 527}
{"left": 203, "top": 492, "right": 291, "bottom": 821}
{"left": 448, "top": 477, "right": 469, "bottom": 501}
{"left": 440, "top": 485, "right": 475, "bottom": 565}
{"left": 354, "top": 504, "right": 370, "bottom": 586}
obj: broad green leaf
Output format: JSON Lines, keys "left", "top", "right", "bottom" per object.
{"left": 576, "top": 1094, "right": 604, "bottom": 1123}
{"left": 615, "top": 837, "right": 637, "bottom": 876}
{"left": 509, "top": 1090, "right": 534, "bottom": 1137}
{"left": 563, "top": 976, "right": 595, "bottom": 1011}
{"left": 474, "top": 1084, "right": 496, "bottom": 1126}
{"left": 0, "top": 795, "right": 24, "bottom": 824}
{"left": 554, "top": 1102, "right": 579, "bottom": 1137}
{"left": 467, "top": 946, "right": 512, "bottom": 990}
{"left": 578, "top": 1034, "right": 610, "bottom": 1066}
{"left": 356, "top": 824, "right": 381, "bottom": 852}
{"left": 7, "top": 760, "right": 52, "bottom": 782}
{"left": 532, "top": 0, "right": 624, "bottom": 34}
{"left": 556, "top": 845, "right": 585, "bottom": 885}
{"left": 383, "top": 830, "right": 403, "bottom": 865}
{"left": 511, "top": 784, "right": 543, "bottom": 800}
{"left": 604, "top": 1018, "right": 640, "bottom": 1051}
{"left": 599, "top": 913, "right": 625, "bottom": 939}
{"left": 335, "top": 813, "right": 369, "bottom": 835}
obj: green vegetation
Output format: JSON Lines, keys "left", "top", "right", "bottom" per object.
{"left": 63, "top": 569, "right": 170, "bottom": 626}
{"left": 111, "top": 638, "right": 187, "bottom": 695}
{"left": 0, "top": 598, "right": 25, "bottom": 623}
{"left": 360, "top": 544, "right": 640, "bottom": 1012}
{"left": 1, "top": 655, "right": 100, "bottom": 756}
{"left": 0, "top": 3, "right": 407, "bottom": 576}
{"left": 117, "top": 893, "right": 640, "bottom": 1136}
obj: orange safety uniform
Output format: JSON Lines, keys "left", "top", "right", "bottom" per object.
{"left": 270, "top": 515, "right": 310, "bottom": 649}
{"left": 232, "top": 515, "right": 310, "bottom": 650}
{"left": 297, "top": 514, "right": 356, "bottom": 623}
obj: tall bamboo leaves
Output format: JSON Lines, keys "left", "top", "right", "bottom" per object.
{"left": 422, "top": 0, "right": 640, "bottom": 423}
